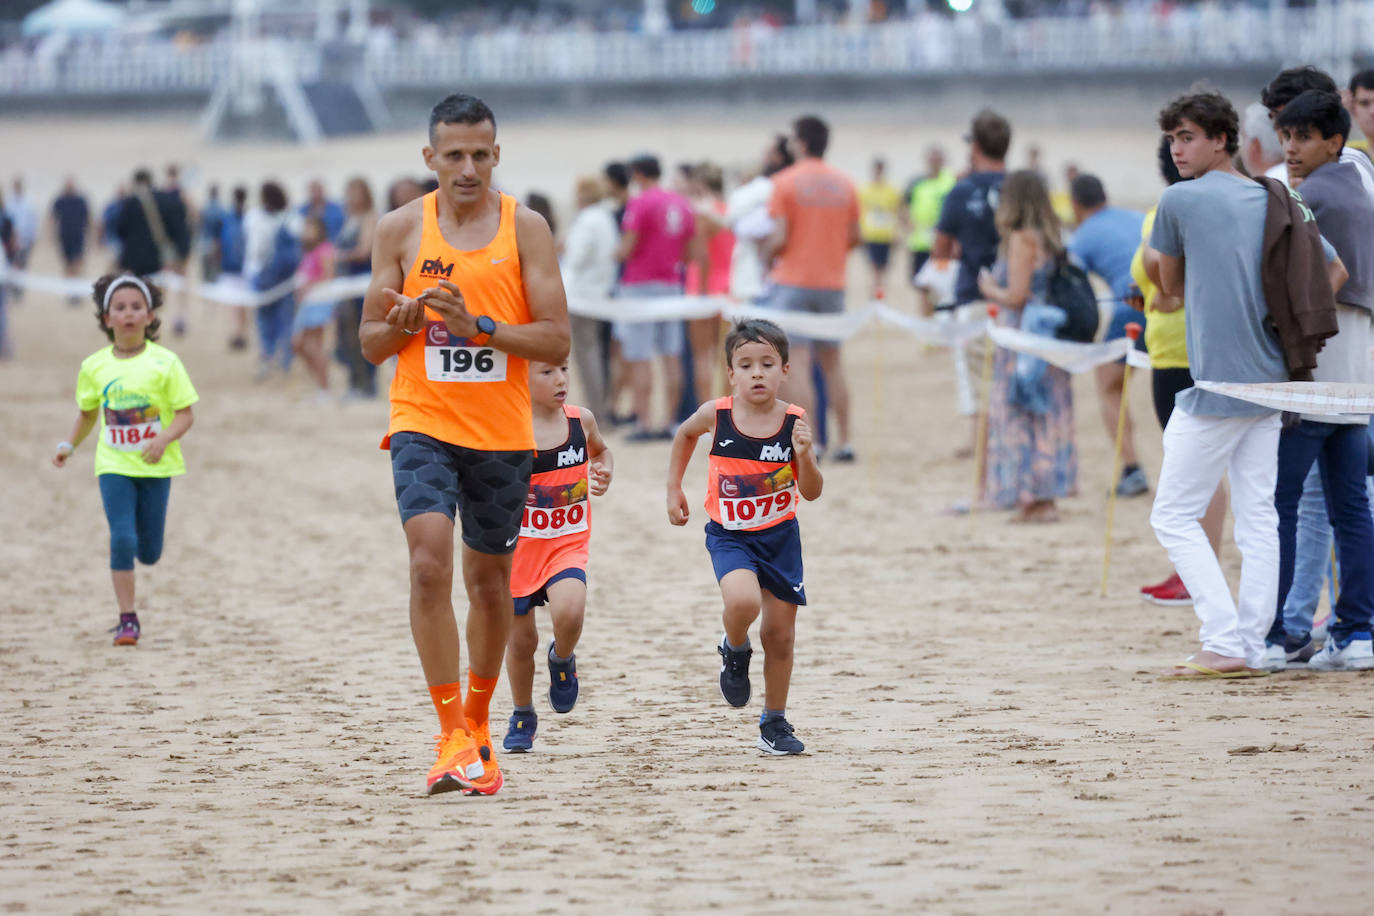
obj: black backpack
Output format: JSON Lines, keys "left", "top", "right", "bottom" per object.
{"left": 1044, "top": 256, "right": 1099, "bottom": 343}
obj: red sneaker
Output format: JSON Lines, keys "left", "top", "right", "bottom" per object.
{"left": 1140, "top": 572, "right": 1178, "bottom": 599}
{"left": 1145, "top": 573, "right": 1192, "bottom": 606}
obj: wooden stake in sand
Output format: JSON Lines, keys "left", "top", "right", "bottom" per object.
{"left": 868, "top": 290, "right": 886, "bottom": 486}
{"left": 969, "top": 304, "right": 998, "bottom": 531}
{"left": 1101, "top": 322, "right": 1143, "bottom": 597}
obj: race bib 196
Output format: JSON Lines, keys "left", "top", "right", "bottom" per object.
{"left": 424, "top": 320, "right": 506, "bottom": 382}
{"left": 717, "top": 466, "right": 796, "bottom": 531}
{"left": 520, "top": 479, "right": 590, "bottom": 540}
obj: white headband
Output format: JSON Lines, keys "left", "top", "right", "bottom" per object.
{"left": 102, "top": 276, "right": 152, "bottom": 314}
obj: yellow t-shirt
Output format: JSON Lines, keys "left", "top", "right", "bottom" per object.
{"left": 76, "top": 342, "right": 199, "bottom": 478}
{"left": 1132, "top": 207, "right": 1188, "bottom": 370}
{"left": 858, "top": 180, "right": 901, "bottom": 244}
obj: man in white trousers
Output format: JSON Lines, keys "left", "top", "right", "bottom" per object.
{"left": 1146, "top": 90, "right": 1342, "bottom": 678}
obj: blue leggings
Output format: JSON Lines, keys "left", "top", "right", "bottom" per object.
{"left": 98, "top": 474, "right": 171, "bottom": 571}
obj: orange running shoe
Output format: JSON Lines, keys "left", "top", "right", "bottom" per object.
{"left": 426, "top": 728, "right": 485, "bottom": 796}
{"left": 464, "top": 718, "right": 504, "bottom": 797}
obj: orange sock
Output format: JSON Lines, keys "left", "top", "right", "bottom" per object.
{"left": 464, "top": 673, "right": 499, "bottom": 726}
{"left": 428, "top": 682, "right": 465, "bottom": 736}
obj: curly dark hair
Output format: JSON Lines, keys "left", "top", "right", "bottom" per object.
{"left": 1156, "top": 134, "right": 1184, "bottom": 186}
{"left": 92, "top": 273, "right": 163, "bottom": 342}
{"left": 1158, "top": 90, "right": 1239, "bottom": 156}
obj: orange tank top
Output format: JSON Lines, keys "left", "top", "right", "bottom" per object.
{"left": 510, "top": 405, "right": 592, "bottom": 597}
{"left": 705, "top": 396, "right": 804, "bottom": 532}
{"left": 383, "top": 191, "right": 534, "bottom": 452}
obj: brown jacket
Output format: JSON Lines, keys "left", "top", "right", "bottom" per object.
{"left": 1259, "top": 176, "right": 1338, "bottom": 380}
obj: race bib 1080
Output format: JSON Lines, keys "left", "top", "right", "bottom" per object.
{"left": 520, "top": 479, "right": 590, "bottom": 540}
{"left": 424, "top": 320, "right": 507, "bottom": 383}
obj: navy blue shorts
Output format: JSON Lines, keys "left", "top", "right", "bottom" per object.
{"left": 705, "top": 518, "right": 806, "bottom": 606}
{"left": 514, "top": 567, "right": 586, "bottom": 616}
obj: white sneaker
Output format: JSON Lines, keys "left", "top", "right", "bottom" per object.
{"left": 1259, "top": 643, "right": 1288, "bottom": 673}
{"left": 1311, "top": 613, "right": 1331, "bottom": 644}
{"left": 1306, "top": 633, "right": 1374, "bottom": 672}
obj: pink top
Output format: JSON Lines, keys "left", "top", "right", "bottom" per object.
{"left": 685, "top": 199, "right": 734, "bottom": 296}
{"left": 301, "top": 241, "right": 334, "bottom": 284}
{"left": 621, "top": 186, "right": 695, "bottom": 286}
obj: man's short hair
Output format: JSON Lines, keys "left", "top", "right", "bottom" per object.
{"left": 429, "top": 93, "right": 496, "bottom": 142}
{"left": 969, "top": 109, "right": 1012, "bottom": 161}
{"left": 629, "top": 155, "right": 661, "bottom": 181}
{"left": 1069, "top": 174, "right": 1107, "bottom": 210}
{"left": 1261, "top": 65, "right": 1338, "bottom": 113}
{"left": 260, "top": 180, "right": 288, "bottom": 214}
{"left": 793, "top": 115, "right": 830, "bottom": 158}
{"left": 132, "top": 168, "right": 153, "bottom": 186}
{"left": 1241, "top": 102, "right": 1283, "bottom": 160}
{"left": 724, "top": 318, "right": 789, "bottom": 367}
{"left": 1158, "top": 90, "right": 1240, "bottom": 156}
{"left": 603, "top": 161, "right": 629, "bottom": 190}
{"left": 1274, "top": 89, "right": 1351, "bottom": 146}
{"left": 1350, "top": 68, "right": 1374, "bottom": 94}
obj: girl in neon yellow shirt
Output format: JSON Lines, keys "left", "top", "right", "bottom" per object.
{"left": 53, "top": 274, "right": 198, "bottom": 646}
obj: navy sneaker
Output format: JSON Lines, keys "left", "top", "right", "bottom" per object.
{"left": 757, "top": 716, "right": 805, "bottom": 755}
{"left": 502, "top": 710, "right": 538, "bottom": 752}
{"left": 547, "top": 640, "right": 579, "bottom": 714}
{"left": 717, "top": 636, "right": 752, "bottom": 707}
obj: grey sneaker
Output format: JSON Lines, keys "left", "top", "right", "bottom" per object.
{"left": 1285, "top": 637, "right": 1317, "bottom": 665}
{"left": 1306, "top": 633, "right": 1374, "bottom": 672}
{"left": 1115, "top": 467, "right": 1150, "bottom": 498}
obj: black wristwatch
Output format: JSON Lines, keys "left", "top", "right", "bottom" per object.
{"left": 472, "top": 315, "right": 497, "bottom": 346}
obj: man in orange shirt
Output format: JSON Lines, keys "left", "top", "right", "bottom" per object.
{"left": 360, "top": 94, "right": 570, "bottom": 797}
{"left": 763, "top": 115, "right": 861, "bottom": 461}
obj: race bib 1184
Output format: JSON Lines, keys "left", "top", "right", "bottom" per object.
{"left": 104, "top": 405, "right": 162, "bottom": 452}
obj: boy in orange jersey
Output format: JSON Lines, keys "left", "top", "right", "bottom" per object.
{"left": 667, "top": 318, "right": 823, "bottom": 755}
{"left": 502, "top": 361, "right": 613, "bottom": 752}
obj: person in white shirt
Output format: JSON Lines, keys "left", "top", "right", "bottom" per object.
{"left": 5, "top": 177, "right": 37, "bottom": 302}
{"left": 561, "top": 175, "right": 619, "bottom": 419}
{"left": 724, "top": 135, "right": 794, "bottom": 302}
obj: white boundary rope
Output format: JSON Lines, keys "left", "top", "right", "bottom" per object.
{"left": 29, "top": 264, "right": 1369, "bottom": 401}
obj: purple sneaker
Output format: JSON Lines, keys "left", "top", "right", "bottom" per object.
{"left": 111, "top": 615, "right": 140, "bottom": 646}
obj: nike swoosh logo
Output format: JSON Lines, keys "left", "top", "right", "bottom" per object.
{"left": 470, "top": 686, "right": 487, "bottom": 694}
{"left": 719, "top": 439, "right": 733, "bottom": 447}
{"left": 440, "top": 695, "right": 460, "bottom": 705}
{"left": 505, "top": 536, "right": 518, "bottom": 547}
{"left": 491, "top": 257, "right": 508, "bottom": 265}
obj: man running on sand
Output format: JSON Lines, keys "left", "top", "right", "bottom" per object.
{"left": 360, "top": 93, "right": 570, "bottom": 795}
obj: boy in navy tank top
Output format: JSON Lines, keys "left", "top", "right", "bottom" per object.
{"left": 667, "top": 319, "right": 824, "bottom": 754}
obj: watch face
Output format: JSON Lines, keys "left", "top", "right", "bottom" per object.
{"left": 478, "top": 316, "right": 496, "bottom": 335}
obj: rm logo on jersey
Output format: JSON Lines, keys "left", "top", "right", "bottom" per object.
{"left": 557, "top": 446, "right": 585, "bottom": 467}
{"left": 420, "top": 257, "right": 454, "bottom": 279}
{"left": 759, "top": 444, "right": 792, "bottom": 462}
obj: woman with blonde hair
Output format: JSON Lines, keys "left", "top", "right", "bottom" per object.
{"left": 563, "top": 174, "right": 619, "bottom": 419}
{"left": 977, "top": 169, "right": 1079, "bottom": 523}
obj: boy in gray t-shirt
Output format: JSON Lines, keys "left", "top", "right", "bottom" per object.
{"left": 1144, "top": 91, "right": 1291, "bottom": 679}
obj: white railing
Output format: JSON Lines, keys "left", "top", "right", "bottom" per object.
{"left": 2, "top": 6, "right": 1373, "bottom": 97}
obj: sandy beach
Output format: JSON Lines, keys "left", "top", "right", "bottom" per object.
{"left": 2, "top": 113, "right": 1372, "bottom": 914}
